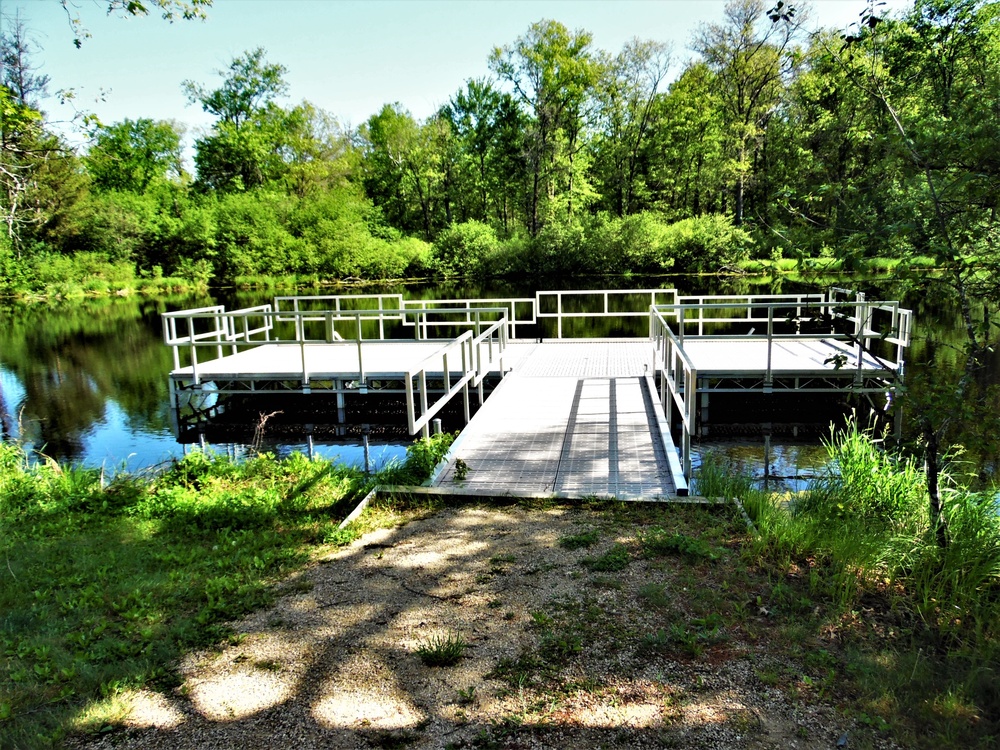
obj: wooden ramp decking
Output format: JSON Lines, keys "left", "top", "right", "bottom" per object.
{"left": 430, "top": 341, "right": 686, "bottom": 500}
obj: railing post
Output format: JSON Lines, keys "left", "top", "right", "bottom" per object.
{"left": 215, "top": 312, "right": 224, "bottom": 361}
{"left": 356, "top": 313, "right": 365, "bottom": 384}
{"left": 405, "top": 373, "right": 416, "bottom": 434}
{"left": 684, "top": 367, "right": 697, "bottom": 481}
{"left": 462, "top": 339, "right": 471, "bottom": 424}
{"left": 765, "top": 306, "right": 774, "bottom": 390}
{"left": 420, "top": 371, "right": 429, "bottom": 439}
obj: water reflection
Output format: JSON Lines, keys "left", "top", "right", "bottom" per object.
{"left": 692, "top": 439, "right": 831, "bottom": 494}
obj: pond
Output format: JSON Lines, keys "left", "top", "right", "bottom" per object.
{"left": 0, "top": 274, "right": 987, "bottom": 488}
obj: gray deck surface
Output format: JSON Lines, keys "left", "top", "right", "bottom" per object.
{"left": 432, "top": 341, "right": 678, "bottom": 500}
{"left": 171, "top": 341, "right": 467, "bottom": 380}
{"left": 680, "top": 337, "right": 891, "bottom": 373}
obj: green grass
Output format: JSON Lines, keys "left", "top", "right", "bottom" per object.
{"left": 3, "top": 420, "right": 999, "bottom": 749}
{"left": 0, "top": 432, "right": 454, "bottom": 749}
{"left": 580, "top": 543, "right": 630, "bottom": 571}
{"left": 415, "top": 632, "right": 469, "bottom": 667}
{"left": 557, "top": 528, "right": 599, "bottom": 550}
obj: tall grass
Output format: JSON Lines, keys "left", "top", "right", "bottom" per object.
{"left": 727, "top": 420, "right": 1000, "bottom": 747}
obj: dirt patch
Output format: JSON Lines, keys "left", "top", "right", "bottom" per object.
{"left": 70, "top": 502, "right": 903, "bottom": 749}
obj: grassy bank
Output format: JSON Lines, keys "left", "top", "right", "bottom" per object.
{"left": 737, "top": 255, "right": 943, "bottom": 275}
{"left": 0, "top": 434, "right": 453, "bottom": 748}
{"left": 699, "top": 421, "right": 1000, "bottom": 748}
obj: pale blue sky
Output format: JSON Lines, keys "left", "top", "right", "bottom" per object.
{"left": 13, "top": 0, "right": 909, "bottom": 158}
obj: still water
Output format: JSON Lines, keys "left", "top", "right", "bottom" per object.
{"left": 0, "top": 275, "right": 978, "bottom": 486}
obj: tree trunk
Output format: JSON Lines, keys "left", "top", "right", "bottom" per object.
{"left": 923, "top": 419, "right": 948, "bottom": 549}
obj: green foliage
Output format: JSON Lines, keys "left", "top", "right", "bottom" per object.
{"left": 798, "top": 419, "right": 926, "bottom": 526}
{"left": 580, "top": 543, "right": 630, "bottom": 571}
{"left": 640, "top": 529, "right": 720, "bottom": 561}
{"left": 0, "top": 446, "right": 364, "bottom": 748}
{"left": 659, "top": 214, "right": 752, "bottom": 273}
{"left": 378, "top": 432, "right": 456, "bottom": 486}
{"left": 557, "top": 529, "right": 599, "bottom": 550}
{"left": 85, "top": 119, "right": 184, "bottom": 193}
{"left": 433, "top": 220, "right": 501, "bottom": 277}
{"left": 415, "top": 632, "right": 468, "bottom": 667}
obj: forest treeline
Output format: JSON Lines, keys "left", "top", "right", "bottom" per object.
{"left": 0, "top": 0, "right": 997, "bottom": 296}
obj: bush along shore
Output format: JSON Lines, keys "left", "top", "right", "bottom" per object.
{"left": 1, "top": 422, "right": 998, "bottom": 748}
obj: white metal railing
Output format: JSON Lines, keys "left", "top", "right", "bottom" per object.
{"left": 537, "top": 288, "right": 678, "bottom": 339}
{"left": 650, "top": 307, "right": 697, "bottom": 480}
{"left": 163, "top": 305, "right": 509, "bottom": 385}
{"left": 268, "top": 288, "right": 683, "bottom": 340}
{"left": 163, "top": 304, "right": 274, "bottom": 383}
{"left": 165, "top": 303, "right": 509, "bottom": 435}
{"left": 649, "top": 289, "right": 913, "bottom": 481}
{"left": 657, "top": 294, "right": 912, "bottom": 381}
{"left": 673, "top": 293, "right": 826, "bottom": 336}
{"left": 274, "top": 294, "right": 405, "bottom": 340}
{"left": 403, "top": 297, "right": 534, "bottom": 339}
{"left": 405, "top": 315, "right": 509, "bottom": 437}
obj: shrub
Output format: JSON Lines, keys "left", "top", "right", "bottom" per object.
{"left": 433, "top": 220, "right": 500, "bottom": 277}
{"left": 659, "top": 214, "right": 753, "bottom": 273}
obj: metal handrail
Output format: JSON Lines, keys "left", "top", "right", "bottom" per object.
{"left": 650, "top": 307, "right": 697, "bottom": 480}
{"left": 405, "top": 314, "right": 509, "bottom": 437}
{"left": 537, "top": 288, "right": 678, "bottom": 338}
{"left": 163, "top": 305, "right": 510, "bottom": 388}
{"left": 402, "top": 297, "right": 534, "bottom": 339}
{"left": 654, "top": 299, "right": 911, "bottom": 370}
{"left": 665, "top": 293, "right": 912, "bottom": 346}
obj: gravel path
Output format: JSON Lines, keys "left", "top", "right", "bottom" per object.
{"left": 69, "top": 504, "right": 903, "bottom": 750}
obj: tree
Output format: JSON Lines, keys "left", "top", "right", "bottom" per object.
{"left": 184, "top": 48, "right": 300, "bottom": 191}
{"left": 646, "top": 62, "right": 727, "bottom": 218}
{"left": 694, "top": 0, "right": 803, "bottom": 226}
{"left": 1, "top": 12, "right": 50, "bottom": 108}
{"left": 359, "top": 103, "right": 446, "bottom": 239}
{"left": 839, "top": 0, "right": 1000, "bottom": 547}
{"left": 591, "top": 38, "right": 672, "bottom": 216}
{"left": 490, "top": 20, "right": 600, "bottom": 234}
{"left": 183, "top": 47, "right": 287, "bottom": 130}
{"left": 85, "top": 118, "right": 183, "bottom": 193}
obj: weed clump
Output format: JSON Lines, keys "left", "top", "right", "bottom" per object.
{"left": 581, "top": 543, "right": 630, "bottom": 571}
{"left": 416, "top": 632, "right": 469, "bottom": 667}
{"left": 558, "top": 529, "right": 599, "bottom": 550}
{"left": 640, "top": 529, "right": 720, "bottom": 561}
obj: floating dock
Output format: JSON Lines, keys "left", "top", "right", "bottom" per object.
{"left": 163, "top": 288, "right": 911, "bottom": 498}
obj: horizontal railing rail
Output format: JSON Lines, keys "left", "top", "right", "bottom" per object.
{"left": 406, "top": 314, "right": 509, "bottom": 437}
{"left": 402, "top": 297, "right": 534, "bottom": 339}
{"left": 405, "top": 331, "right": 475, "bottom": 438}
{"left": 654, "top": 298, "right": 912, "bottom": 375}
{"left": 163, "top": 305, "right": 510, "bottom": 388}
{"left": 248, "top": 288, "right": 688, "bottom": 341}
{"left": 537, "top": 288, "right": 678, "bottom": 339}
{"left": 667, "top": 292, "right": 912, "bottom": 346}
